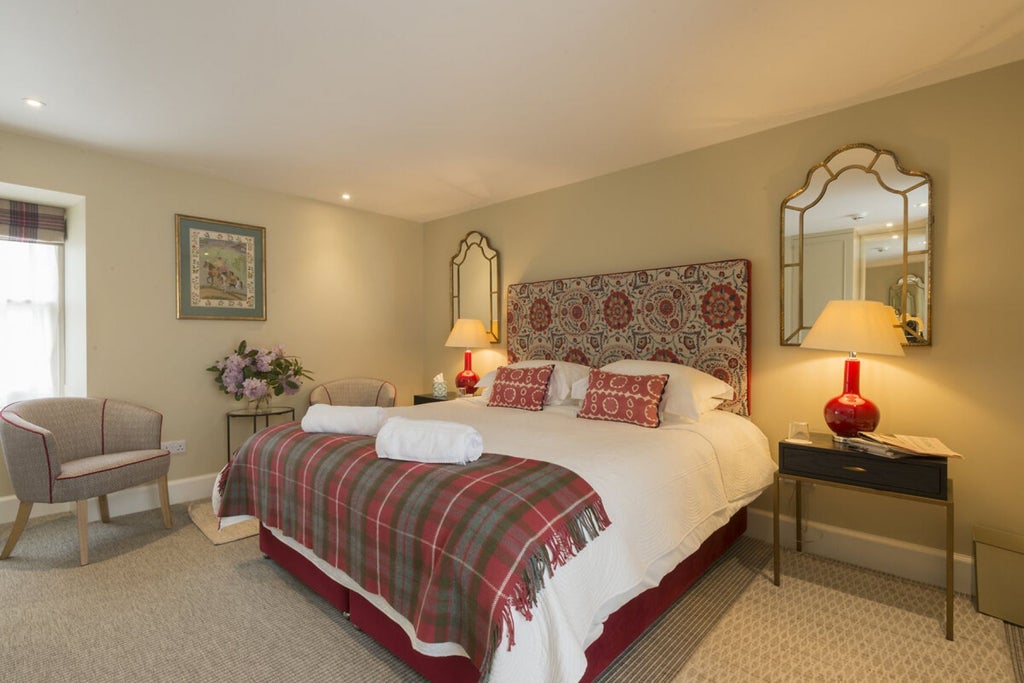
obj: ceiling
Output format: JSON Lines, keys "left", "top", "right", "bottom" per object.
{"left": 3, "top": 1, "right": 1024, "bottom": 223}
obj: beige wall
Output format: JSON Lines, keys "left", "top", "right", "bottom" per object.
{"left": 0, "top": 130, "right": 424, "bottom": 494}
{"left": 2, "top": 61, "right": 1021, "bottom": 555}
{"left": 423, "top": 60, "right": 1024, "bottom": 555}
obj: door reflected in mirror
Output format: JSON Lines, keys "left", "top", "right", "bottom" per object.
{"left": 450, "top": 231, "right": 500, "bottom": 343}
{"left": 780, "top": 144, "right": 932, "bottom": 346}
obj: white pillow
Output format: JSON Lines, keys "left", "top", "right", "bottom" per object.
{"left": 570, "top": 375, "right": 590, "bottom": 401}
{"left": 477, "top": 360, "right": 590, "bottom": 405}
{"left": 574, "top": 359, "right": 734, "bottom": 421}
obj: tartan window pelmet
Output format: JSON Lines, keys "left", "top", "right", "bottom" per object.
{"left": 0, "top": 199, "right": 66, "bottom": 244}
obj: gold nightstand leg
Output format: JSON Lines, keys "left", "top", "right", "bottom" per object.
{"left": 795, "top": 479, "right": 803, "bottom": 552}
{"left": 773, "top": 472, "right": 780, "bottom": 586}
{"left": 946, "top": 479, "right": 955, "bottom": 640}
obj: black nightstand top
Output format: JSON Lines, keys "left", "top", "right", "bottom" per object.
{"left": 779, "top": 433, "right": 948, "bottom": 500}
{"left": 413, "top": 392, "right": 460, "bottom": 405}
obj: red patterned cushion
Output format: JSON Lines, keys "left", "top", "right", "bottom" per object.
{"left": 487, "top": 364, "right": 554, "bottom": 411}
{"left": 577, "top": 368, "right": 668, "bottom": 428}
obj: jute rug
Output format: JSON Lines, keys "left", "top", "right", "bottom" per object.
{"left": 187, "top": 499, "right": 258, "bottom": 544}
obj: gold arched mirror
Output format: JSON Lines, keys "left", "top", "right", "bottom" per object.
{"left": 781, "top": 143, "right": 932, "bottom": 346}
{"left": 450, "top": 230, "right": 500, "bottom": 343}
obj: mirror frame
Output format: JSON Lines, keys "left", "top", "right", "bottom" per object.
{"left": 780, "top": 143, "right": 933, "bottom": 346}
{"left": 450, "top": 230, "right": 500, "bottom": 343}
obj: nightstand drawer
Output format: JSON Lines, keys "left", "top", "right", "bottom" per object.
{"left": 780, "top": 445, "right": 947, "bottom": 499}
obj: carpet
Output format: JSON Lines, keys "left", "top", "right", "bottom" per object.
{"left": 670, "top": 539, "right": 1017, "bottom": 682}
{"left": 187, "top": 499, "right": 258, "bottom": 544}
{"left": 1008, "top": 622, "right": 1024, "bottom": 683}
{"left": 597, "top": 536, "right": 766, "bottom": 681}
{"left": 2, "top": 504, "right": 1020, "bottom": 682}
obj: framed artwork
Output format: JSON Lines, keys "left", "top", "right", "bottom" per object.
{"left": 175, "top": 214, "right": 266, "bottom": 320}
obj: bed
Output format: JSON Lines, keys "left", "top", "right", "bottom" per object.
{"left": 218, "top": 258, "right": 776, "bottom": 682}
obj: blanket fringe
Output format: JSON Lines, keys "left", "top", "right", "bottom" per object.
{"left": 513, "top": 499, "right": 611, "bottom": 616}
{"left": 482, "top": 603, "right": 517, "bottom": 680}
{"left": 481, "top": 499, "right": 612, "bottom": 679}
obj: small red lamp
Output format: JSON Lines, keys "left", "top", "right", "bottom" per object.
{"left": 445, "top": 318, "right": 491, "bottom": 394}
{"left": 801, "top": 300, "right": 905, "bottom": 441}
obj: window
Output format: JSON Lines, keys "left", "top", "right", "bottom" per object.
{"left": 0, "top": 199, "right": 66, "bottom": 405}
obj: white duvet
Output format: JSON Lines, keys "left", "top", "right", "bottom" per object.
{"left": 267, "top": 397, "right": 776, "bottom": 683}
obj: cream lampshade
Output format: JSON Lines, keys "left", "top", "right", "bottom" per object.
{"left": 801, "top": 300, "right": 905, "bottom": 440}
{"left": 445, "top": 318, "right": 491, "bottom": 394}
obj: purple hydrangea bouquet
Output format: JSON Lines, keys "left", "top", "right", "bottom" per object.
{"left": 207, "top": 340, "right": 313, "bottom": 409}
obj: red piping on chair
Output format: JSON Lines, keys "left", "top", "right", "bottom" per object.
{"left": 55, "top": 451, "right": 169, "bottom": 480}
{"left": 0, "top": 408, "right": 57, "bottom": 503}
{"left": 100, "top": 398, "right": 107, "bottom": 454}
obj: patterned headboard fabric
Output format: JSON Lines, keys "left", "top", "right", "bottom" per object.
{"left": 506, "top": 259, "right": 751, "bottom": 416}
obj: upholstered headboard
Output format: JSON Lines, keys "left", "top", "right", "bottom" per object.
{"left": 506, "top": 259, "right": 751, "bottom": 416}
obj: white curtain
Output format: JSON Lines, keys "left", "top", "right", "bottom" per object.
{"left": 0, "top": 240, "right": 61, "bottom": 405}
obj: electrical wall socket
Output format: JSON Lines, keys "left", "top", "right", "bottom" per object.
{"left": 161, "top": 439, "right": 186, "bottom": 455}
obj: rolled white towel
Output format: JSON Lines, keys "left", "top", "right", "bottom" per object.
{"left": 301, "top": 404, "right": 387, "bottom": 436}
{"left": 376, "top": 416, "right": 483, "bottom": 465}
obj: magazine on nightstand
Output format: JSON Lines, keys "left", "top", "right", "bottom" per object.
{"left": 848, "top": 432, "right": 964, "bottom": 459}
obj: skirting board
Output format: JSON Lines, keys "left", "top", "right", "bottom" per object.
{"left": 1, "top": 475, "right": 974, "bottom": 597}
{"left": 0, "top": 473, "right": 218, "bottom": 526}
{"left": 746, "top": 507, "right": 975, "bottom": 596}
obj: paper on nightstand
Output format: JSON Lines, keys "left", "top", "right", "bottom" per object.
{"left": 858, "top": 432, "right": 963, "bottom": 458}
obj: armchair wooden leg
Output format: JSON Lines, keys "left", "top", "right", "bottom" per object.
{"left": 1, "top": 501, "right": 32, "bottom": 560}
{"left": 98, "top": 495, "right": 110, "bottom": 523}
{"left": 77, "top": 500, "right": 89, "bottom": 566}
{"left": 158, "top": 475, "right": 172, "bottom": 529}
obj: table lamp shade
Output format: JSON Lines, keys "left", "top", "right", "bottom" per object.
{"left": 801, "top": 300, "right": 904, "bottom": 438}
{"left": 445, "top": 318, "right": 491, "bottom": 349}
{"left": 801, "top": 300, "right": 906, "bottom": 357}
{"left": 445, "top": 318, "right": 491, "bottom": 393}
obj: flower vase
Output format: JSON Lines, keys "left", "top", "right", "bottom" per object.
{"left": 248, "top": 396, "right": 272, "bottom": 413}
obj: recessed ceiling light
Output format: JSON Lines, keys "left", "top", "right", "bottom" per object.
{"left": 22, "top": 98, "right": 45, "bottom": 108}
{"left": 341, "top": 193, "right": 351, "bottom": 201}
{"left": 885, "top": 222, "right": 894, "bottom": 227}
{"left": 916, "top": 202, "right": 928, "bottom": 208}
{"left": 891, "top": 234, "right": 899, "bottom": 239}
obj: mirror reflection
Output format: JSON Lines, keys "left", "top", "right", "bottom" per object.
{"left": 781, "top": 144, "right": 932, "bottom": 346}
{"left": 450, "top": 230, "right": 500, "bottom": 343}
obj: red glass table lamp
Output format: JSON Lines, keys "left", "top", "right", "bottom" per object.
{"left": 444, "top": 318, "right": 491, "bottom": 394}
{"left": 801, "top": 300, "right": 905, "bottom": 440}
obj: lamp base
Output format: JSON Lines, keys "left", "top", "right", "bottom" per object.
{"left": 824, "top": 392, "right": 880, "bottom": 438}
{"left": 454, "top": 369, "right": 479, "bottom": 395}
{"left": 454, "top": 348, "right": 480, "bottom": 395}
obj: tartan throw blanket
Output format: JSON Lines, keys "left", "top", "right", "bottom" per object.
{"left": 217, "top": 421, "right": 611, "bottom": 676}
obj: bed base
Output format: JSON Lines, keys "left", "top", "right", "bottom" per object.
{"left": 259, "top": 506, "right": 747, "bottom": 682}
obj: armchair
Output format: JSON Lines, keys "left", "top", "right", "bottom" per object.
{"left": 308, "top": 377, "right": 396, "bottom": 408}
{"left": 0, "top": 397, "right": 172, "bottom": 565}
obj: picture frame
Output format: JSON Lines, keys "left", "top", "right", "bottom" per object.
{"left": 175, "top": 214, "right": 266, "bottom": 320}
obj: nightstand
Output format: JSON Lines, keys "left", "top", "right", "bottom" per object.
{"left": 772, "top": 432, "right": 954, "bottom": 640}
{"left": 413, "top": 392, "right": 460, "bottom": 405}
